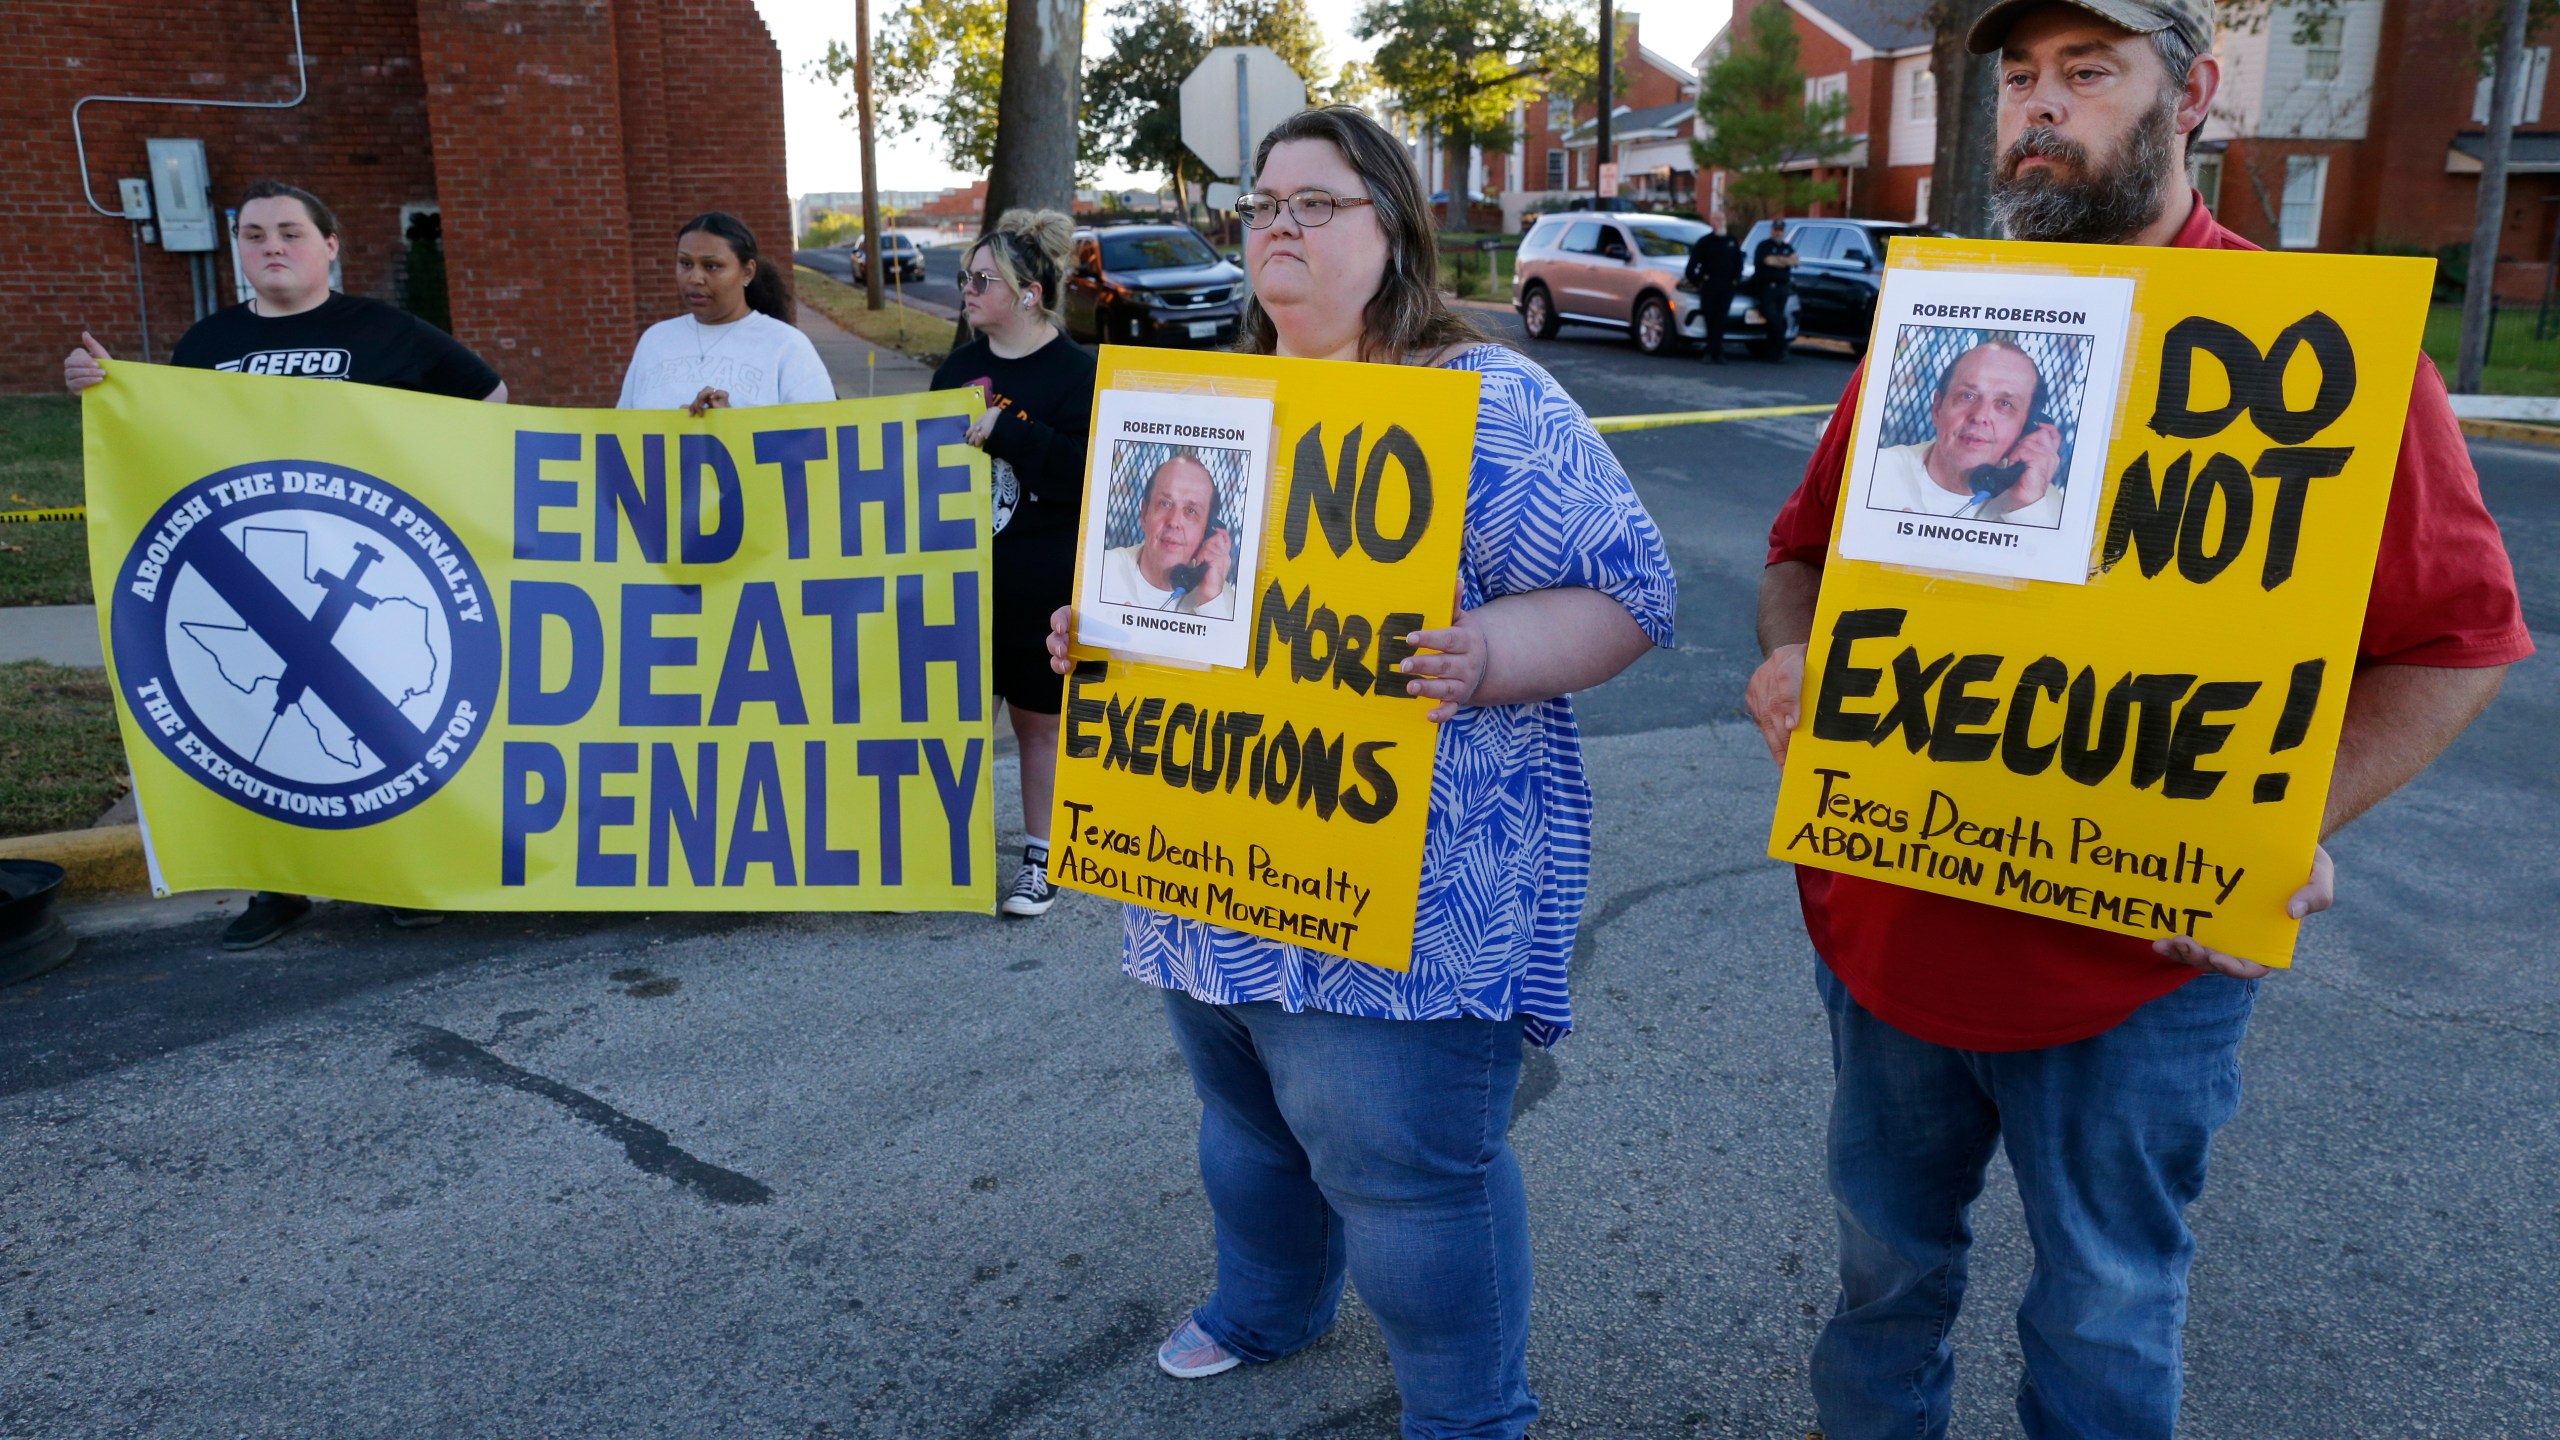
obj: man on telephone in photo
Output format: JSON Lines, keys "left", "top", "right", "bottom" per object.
{"left": 1873, "top": 339, "right": 2066, "bottom": 527}
{"left": 1101, "top": 452, "right": 1239, "bottom": 617}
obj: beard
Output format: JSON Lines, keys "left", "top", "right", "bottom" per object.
{"left": 1992, "top": 88, "right": 2181, "bottom": 243}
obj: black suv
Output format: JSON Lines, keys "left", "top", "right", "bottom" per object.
{"left": 1740, "top": 217, "right": 1945, "bottom": 354}
{"left": 1064, "top": 224, "right": 1245, "bottom": 348}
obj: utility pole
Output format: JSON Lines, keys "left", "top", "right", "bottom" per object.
{"left": 1595, "top": 0, "right": 1614, "bottom": 208}
{"left": 2460, "top": 0, "right": 2532, "bottom": 392}
{"left": 856, "top": 0, "right": 884, "bottom": 309}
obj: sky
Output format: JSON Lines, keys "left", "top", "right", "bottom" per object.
{"left": 758, "top": 0, "right": 1728, "bottom": 199}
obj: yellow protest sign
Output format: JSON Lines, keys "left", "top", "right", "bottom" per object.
{"left": 1045, "top": 346, "right": 1476, "bottom": 969}
{"left": 1769, "top": 239, "right": 2433, "bottom": 964}
{"left": 83, "top": 363, "right": 992, "bottom": 910}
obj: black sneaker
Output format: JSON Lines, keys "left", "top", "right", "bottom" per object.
{"left": 386, "top": 907, "right": 445, "bottom": 929}
{"left": 1000, "top": 847, "right": 1057, "bottom": 918}
{"left": 221, "top": 891, "right": 313, "bottom": 951}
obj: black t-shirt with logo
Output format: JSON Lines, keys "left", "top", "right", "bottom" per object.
{"left": 170, "top": 294, "right": 502, "bottom": 398}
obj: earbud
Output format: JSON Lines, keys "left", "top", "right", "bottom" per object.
{"left": 1019, "top": 293, "right": 1035, "bottom": 308}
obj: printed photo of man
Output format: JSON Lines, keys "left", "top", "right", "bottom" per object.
{"left": 1099, "top": 452, "right": 1237, "bottom": 618}
{"left": 1870, "top": 338, "right": 2066, "bottom": 527}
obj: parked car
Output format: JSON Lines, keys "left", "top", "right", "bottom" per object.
{"left": 1737, "top": 217, "right": 1946, "bottom": 354}
{"left": 1512, "top": 212, "right": 1795, "bottom": 358}
{"left": 1062, "top": 224, "right": 1245, "bottom": 348}
{"left": 848, "top": 232, "right": 926, "bottom": 286}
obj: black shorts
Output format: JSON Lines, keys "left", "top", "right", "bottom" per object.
{"left": 992, "top": 531, "right": 1074, "bottom": 715}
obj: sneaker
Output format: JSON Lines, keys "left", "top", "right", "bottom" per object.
{"left": 221, "top": 891, "right": 313, "bottom": 951}
{"left": 1000, "top": 847, "right": 1056, "bottom": 918}
{"left": 1155, "top": 1317, "right": 1242, "bottom": 1379}
{"left": 386, "top": 907, "right": 446, "bottom": 929}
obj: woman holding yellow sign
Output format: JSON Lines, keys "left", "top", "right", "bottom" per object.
{"left": 1049, "top": 106, "right": 1674, "bottom": 1439}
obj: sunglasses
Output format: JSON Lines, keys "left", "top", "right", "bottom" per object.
{"left": 959, "top": 269, "right": 1008, "bottom": 296}
{"left": 1234, "top": 189, "right": 1377, "bottom": 230}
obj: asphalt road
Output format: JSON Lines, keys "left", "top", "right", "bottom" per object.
{"left": 2, "top": 326, "right": 2552, "bottom": 1439}
{"left": 797, "top": 244, "right": 967, "bottom": 315}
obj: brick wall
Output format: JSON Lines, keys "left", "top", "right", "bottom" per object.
{"left": 3, "top": 0, "right": 789, "bottom": 402}
{"left": 1, "top": 0, "right": 437, "bottom": 390}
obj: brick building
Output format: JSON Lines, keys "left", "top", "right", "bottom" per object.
{"left": 1688, "top": 0, "right": 1937, "bottom": 230}
{"left": 5, "top": 0, "right": 789, "bottom": 403}
{"left": 2202, "top": 0, "right": 2560, "bottom": 296}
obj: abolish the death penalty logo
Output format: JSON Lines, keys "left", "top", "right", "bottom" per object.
{"left": 111, "top": 460, "right": 501, "bottom": 828}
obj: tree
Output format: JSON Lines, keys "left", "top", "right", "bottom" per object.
{"left": 1083, "top": 0, "right": 1331, "bottom": 212}
{"left": 822, "top": 0, "right": 1006, "bottom": 171}
{"left": 1358, "top": 0, "right": 1588, "bottom": 230}
{"left": 1692, "top": 1, "right": 1855, "bottom": 226}
{"left": 1924, "top": 0, "right": 1998, "bottom": 237}
{"left": 984, "top": 0, "right": 1089, "bottom": 222}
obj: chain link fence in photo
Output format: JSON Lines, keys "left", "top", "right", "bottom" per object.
{"left": 1101, "top": 441, "right": 1257, "bottom": 549}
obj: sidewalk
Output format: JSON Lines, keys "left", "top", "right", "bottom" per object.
{"left": 0, "top": 603, "right": 102, "bottom": 667}
{"left": 796, "top": 303, "right": 937, "bottom": 399}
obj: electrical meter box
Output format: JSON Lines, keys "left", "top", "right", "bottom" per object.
{"left": 145, "top": 138, "right": 216, "bottom": 252}
{"left": 116, "top": 179, "right": 152, "bottom": 221}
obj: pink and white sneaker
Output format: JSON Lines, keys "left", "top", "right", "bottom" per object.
{"left": 1155, "top": 1316, "right": 1244, "bottom": 1379}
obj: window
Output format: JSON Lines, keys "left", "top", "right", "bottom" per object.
{"left": 1914, "top": 176, "right": 1932, "bottom": 224}
{"left": 1910, "top": 66, "right": 1936, "bottom": 121}
{"left": 1793, "top": 225, "right": 1843, "bottom": 260}
{"left": 2302, "top": 14, "right": 2344, "bottom": 83}
{"left": 1546, "top": 149, "right": 1566, "bottom": 189}
{"left": 2474, "top": 48, "right": 2552, "bottom": 125}
{"left": 2280, "top": 155, "right": 2328, "bottom": 249}
{"left": 1561, "top": 222, "right": 1605, "bottom": 255}
{"left": 2189, "top": 153, "right": 2224, "bottom": 211}
{"left": 1627, "top": 220, "right": 1707, "bottom": 255}
{"left": 1806, "top": 72, "right": 1849, "bottom": 131}
{"left": 1100, "top": 231, "right": 1216, "bottom": 271}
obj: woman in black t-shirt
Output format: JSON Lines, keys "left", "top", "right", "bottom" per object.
{"left": 64, "top": 179, "right": 507, "bottom": 952}
{"left": 930, "top": 210, "right": 1095, "bottom": 919}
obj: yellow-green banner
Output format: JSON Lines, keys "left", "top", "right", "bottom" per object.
{"left": 83, "top": 363, "right": 993, "bottom": 910}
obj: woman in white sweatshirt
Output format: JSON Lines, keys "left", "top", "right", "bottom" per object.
{"left": 618, "top": 211, "right": 833, "bottom": 414}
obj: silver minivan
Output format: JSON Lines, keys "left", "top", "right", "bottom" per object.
{"left": 1512, "top": 212, "right": 1799, "bottom": 358}
{"left": 1511, "top": 213, "right": 1710, "bottom": 356}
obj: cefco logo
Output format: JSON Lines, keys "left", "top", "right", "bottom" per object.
{"left": 216, "top": 349, "right": 354, "bottom": 379}
{"left": 111, "top": 461, "right": 500, "bottom": 828}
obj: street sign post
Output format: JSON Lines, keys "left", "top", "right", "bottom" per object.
{"left": 1179, "top": 45, "right": 1308, "bottom": 191}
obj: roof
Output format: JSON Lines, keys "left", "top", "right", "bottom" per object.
{"left": 2449, "top": 130, "right": 2560, "bottom": 175}
{"left": 1563, "top": 101, "right": 1698, "bottom": 147}
{"left": 1791, "top": 0, "right": 1934, "bottom": 56}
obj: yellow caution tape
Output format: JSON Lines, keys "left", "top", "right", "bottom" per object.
{"left": 0, "top": 507, "right": 85, "bottom": 524}
{"left": 1589, "top": 403, "right": 1836, "bottom": 434}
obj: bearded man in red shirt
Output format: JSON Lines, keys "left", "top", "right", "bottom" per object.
{"left": 1744, "top": 0, "right": 2532, "bottom": 1435}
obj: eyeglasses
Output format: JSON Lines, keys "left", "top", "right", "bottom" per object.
{"left": 959, "top": 269, "right": 1006, "bottom": 296}
{"left": 1234, "top": 189, "right": 1377, "bottom": 230}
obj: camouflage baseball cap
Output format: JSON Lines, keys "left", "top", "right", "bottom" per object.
{"left": 1966, "top": 0, "right": 2217, "bottom": 54}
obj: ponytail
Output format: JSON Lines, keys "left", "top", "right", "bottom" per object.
{"left": 677, "top": 211, "right": 790, "bottom": 321}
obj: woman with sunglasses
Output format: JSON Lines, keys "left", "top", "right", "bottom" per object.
{"left": 1047, "top": 107, "right": 1674, "bottom": 1438}
{"left": 932, "top": 208, "right": 1094, "bottom": 918}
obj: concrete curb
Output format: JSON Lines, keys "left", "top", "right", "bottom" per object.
{"left": 2457, "top": 417, "right": 2560, "bottom": 447}
{"left": 0, "top": 824, "right": 148, "bottom": 897}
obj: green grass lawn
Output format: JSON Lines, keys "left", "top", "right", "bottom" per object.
{"left": 0, "top": 660, "right": 127, "bottom": 838}
{"left": 2421, "top": 303, "right": 2560, "bottom": 396}
{"left": 795, "top": 268, "right": 959, "bottom": 367}
{"left": 0, "top": 396, "right": 91, "bottom": 606}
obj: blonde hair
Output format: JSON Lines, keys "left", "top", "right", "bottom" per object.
{"left": 968, "top": 209, "right": 1075, "bottom": 327}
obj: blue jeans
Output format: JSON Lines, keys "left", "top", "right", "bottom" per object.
{"left": 1160, "top": 990, "right": 1539, "bottom": 1440}
{"left": 1811, "top": 962, "right": 2257, "bottom": 1440}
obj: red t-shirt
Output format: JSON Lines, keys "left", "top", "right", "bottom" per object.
{"left": 1765, "top": 197, "right": 2536, "bottom": 1051}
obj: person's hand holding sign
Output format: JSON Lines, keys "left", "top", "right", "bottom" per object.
{"left": 686, "top": 385, "right": 732, "bottom": 417}
{"left": 63, "top": 333, "right": 113, "bottom": 395}
{"left": 1400, "top": 581, "right": 1488, "bottom": 723}
{"left": 2150, "top": 845, "right": 2335, "bottom": 979}
{"left": 964, "top": 380, "right": 1000, "bottom": 448}
{"left": 1745, "top": 643, "right": 1808, "bottom": 764}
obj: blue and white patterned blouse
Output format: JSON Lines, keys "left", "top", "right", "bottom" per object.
{"left": 1120, "top": 344, "right": 1677, "bottom": 1046}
